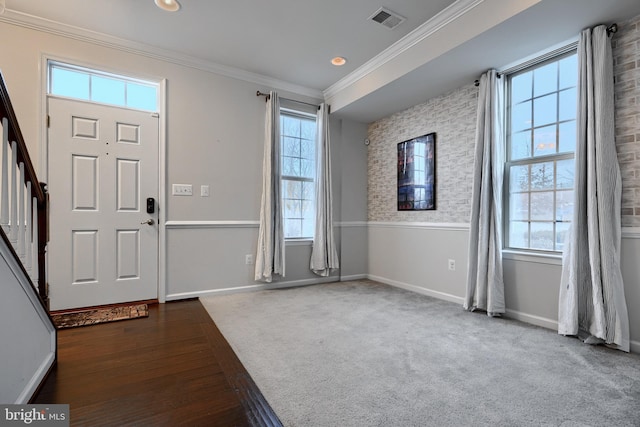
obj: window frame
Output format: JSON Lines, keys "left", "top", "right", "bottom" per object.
{"left": 47, "top": 60, "right": 159, "bottom": 112}
{"left": 503, "top": 48, "right": 578, "bottom": 255}
{"left": 279, "top": 107, "right": 317, "bottom": 241}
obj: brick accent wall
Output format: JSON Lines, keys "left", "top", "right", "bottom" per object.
{"left": 368, "top": 13, "right": 640, "bottom": 226}
{"left": 367, "top": 84, "right": 477, "bottom": 222}
{"left": 613, "top": 15, "right": 640, "bottom": 227}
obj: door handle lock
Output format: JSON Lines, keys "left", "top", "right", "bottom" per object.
{"left": 141, "top": 219, "right": 155, "bottom": 226}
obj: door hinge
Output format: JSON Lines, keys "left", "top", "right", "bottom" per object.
{"left": 47, "top": 115, "right": 50, "bottom": 128}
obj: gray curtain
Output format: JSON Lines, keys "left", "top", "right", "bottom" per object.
{"left": 310, "top": 103, "right": 339, "bottom": 276}
{"left": 464, "top": 69, "right": 505, "bottom": 316}
{"left": 255, "top": 91, "right": 285, "bottom": 282}
{"left": 558, "top": 25, "right": 630, "bottom": 352}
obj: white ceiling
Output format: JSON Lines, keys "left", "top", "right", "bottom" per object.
{"left": 3, "top": 0, "right": 640, "bottom": 123}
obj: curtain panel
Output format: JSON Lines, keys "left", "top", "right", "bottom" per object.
{"left": 255, "top": 91, "right": 285, "bottom": 282}
{"left": 464, "top": 69, "right": 506, "bottom": 316}
{"left": 310, "top": 103, "right": 339, "bottom": 276}
{"left": 558, "top": 25, "right": 630, "bottom": 352}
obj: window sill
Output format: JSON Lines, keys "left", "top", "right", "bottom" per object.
{"left": 285, "top": 239, "right": 313, "bottom": 247}
{"left": 502, "top": 249, "right": 562, "bottom": 266}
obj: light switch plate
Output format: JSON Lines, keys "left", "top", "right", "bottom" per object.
{"left": 172, "top": 184, "right": 193, "bottom": 196}
{"left": 201, "top": 185, "right": 210, "bottom": 197}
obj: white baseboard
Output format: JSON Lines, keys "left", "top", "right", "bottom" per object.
{"left": 340, "top": 274, "right": 368, "bottom": 281}
{"left": 166, "top": 276, "right": 338, "bottom": 301}
{"left": 504, "top": 308, "right": 558, "bottom": 330}
{"left": 368, "top": 274, "right": 465, "bottom": 305}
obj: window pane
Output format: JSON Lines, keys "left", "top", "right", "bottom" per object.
{"left": 283, "top": 137, "right": 300, "bottom": 157}
{"left": 533, "top": 93, "right": 557, "bottom": 127}
{"left": 283, "top": 179, "right": 302, "bottom": 199}
{"left": 556, "top": 222, "right": 571, "bottom": 251}
{"left": 127, "top": 82, "right": 157, "bottom": 111}
{"left": 301, "top": 120, "right": 316, "bottom": 141}
{"left": 510, "top": 193, "right": 529, "bottom": 220}
{"left": 531, "top": 192, "right": 554, "bottom": 220}
{"left": 301, "top": 139, "right": 314, "bottom": 159}
{"left": 281, "top": 116, "right": 299, "bottom": 137}
{"left": 510, "top": 165, "right": 530, "bottom": 192}
{"left": 558, "top": 121, "right": 576, "bottom": 154}
{"left": 509, "top": 221, "right": 529, "bottom": 249}
{"left": 531, "top": 162, "right": 554, "bottom": 190}
{"left": 91, "top": 75, "right": 125, "bottom": 105}
{"left": 284, "top": 199, "right": 302, "bottom": 218}
{"left": 559, "top": 88, "right": 576, "bottom": 121}
{"left": 511, "top": 72, "right": 532, "bottom": 104}
{"left": 511, "top": 131, "right": 532, "bottom": 160}
{"left": 530, "top": 222, "right": 554, "bottom": 250}
{"left": 284, "top": 219, "right": 302, "bottom": 238}
{"left": 556, "top": 190, "right": 573, "bottom": 222}
{"left": 283, "top": 156, "right": 300, "bottom": 176}
{"left": 559, "top": 55, "right": 578, "bottom": 89}
{"left": 511, "top": 101, "right": 532, "bottom": 132}
{"left": 302, "top": 181, "right": 315, "bottom": 201}
{"left": 51, "top": 67, "right": 89, "bottom": 99}
{"left": 533, "top": 125, "right": 557, "bottom": 157}
{"left": 301, "top": 159, "right": 314, "bottom": 178}
{"left": 556, "top": 159, "right": 574, "bottom": 189}
{"left": 533, "top": 62, "right": 558, "bottom": 96}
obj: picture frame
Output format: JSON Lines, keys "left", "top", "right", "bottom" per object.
{"left": 397, "top": 132, "right": 436, "bottom": 211}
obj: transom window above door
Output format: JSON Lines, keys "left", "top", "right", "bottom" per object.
{"left": 48, "top": 61, "right": 159, "bottom": 112}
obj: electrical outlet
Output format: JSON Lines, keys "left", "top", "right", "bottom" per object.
{"left": 245, "top": 254, "right": 254, "bottom": 265}
{"left": 448, "top": 259, "right": 456, "bottom": 271}
{"left": 172, "top": 184, "right": 193, "bottom": 196}
{"left": 201, "top": 185, "right": 210, "bottom": 197}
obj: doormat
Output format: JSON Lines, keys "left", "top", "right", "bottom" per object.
{"left": 51, "top": 303, "right": 149, "bottom": 329}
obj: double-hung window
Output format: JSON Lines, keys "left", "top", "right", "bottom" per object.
{"left": 280, "top": 109, "right": 317, "bottom": 239}
{"left": 505, "top": 51, "right": 577, "bottom": 252}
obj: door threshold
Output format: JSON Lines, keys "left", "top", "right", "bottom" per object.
{"left": 50, "top": 300, "right": 158, "bottom": 329}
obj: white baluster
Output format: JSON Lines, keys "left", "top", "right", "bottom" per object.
{"left": 1, "top": 117, "right": 8, "bottom": 232}
{"left": 25, "top": 181, "right": 32, "bottom": 273}
{"left": 32, "top": 202, "right": 39, "bottom": 286}
{"left": 9, "top": 140, "right": 17, "bottom": 244}
{"left": 18, "top": 162, "right": 25, "bottom": 259}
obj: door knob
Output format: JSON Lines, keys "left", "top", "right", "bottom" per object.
{"left": 141, "top": 219, "right": 155, "bottom": 225}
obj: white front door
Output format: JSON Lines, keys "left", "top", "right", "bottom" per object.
{"left": 47, "top": 97, "right": 159, "bottom": 310}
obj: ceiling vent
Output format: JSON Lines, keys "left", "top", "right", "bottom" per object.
{"left": 369, "top": 7, "right": 406, "bottom": 30}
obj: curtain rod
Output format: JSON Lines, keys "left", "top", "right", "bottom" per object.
{"left": 256, "top": 91, "right": 321, "bottom": 110}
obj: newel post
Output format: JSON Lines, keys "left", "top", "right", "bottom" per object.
{"left": 37, "top": 182, "right": 49, "bottom": 310}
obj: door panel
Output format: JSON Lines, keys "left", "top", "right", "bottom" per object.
{"left": 48, "top": 97, "right": 159, "bottom": 310}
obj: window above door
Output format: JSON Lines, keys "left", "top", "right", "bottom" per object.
{"left": 48, "top": 61, "right": 159, "bottom": 112}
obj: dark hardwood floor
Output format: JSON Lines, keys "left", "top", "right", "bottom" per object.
{"left": 34, "top": 299, "right": 282, "bottom": 427}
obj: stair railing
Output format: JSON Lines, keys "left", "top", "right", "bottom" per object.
{"left": 0, "top": 71, "right": 49, "bottom": 310}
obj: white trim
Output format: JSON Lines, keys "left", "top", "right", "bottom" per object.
{"left": 504, "top": 308, "right": 558, "bottom": 331}
{"left": 0, "top": 9, "right": 322, "bottom": 100}
{"left": 622, "top": 227, "right": 640, "bottom": 239}
{"left": 286, "top": 239, "right": 313, "bottom": 247}
{"left": 368, "top": 221, "right": 470, "bottom": 231}
{"left": 368, "top": 274, "right": 465, "bottom": 305}
{"left": 340, "top": 274, "right": 368, "bottom": 281}
{"left": 167, "top": 276, "right": 338, "bottom": 300}
{"left": 502, "top": 250, "right": 562, "bottom": 266}
{"left": 158, "top": 78, "right": 168, "bottom": 304}
{"left": 164, "top": 220, "right": 260, "bottom": 229}
{"left": 324, "top": 0, "right": 484, "bottom": 99}
{"left": 337, "top": 221, "right": 368, "bottom": 227}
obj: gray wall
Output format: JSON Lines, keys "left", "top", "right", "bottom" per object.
{"left": 0, "top": 20, "right": 369, "bottom": 301}
{"left": 366, "top": 14, "right": 640, "bottom": 350}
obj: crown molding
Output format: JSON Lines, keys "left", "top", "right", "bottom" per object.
{"left": 0, "top": 9, "right": 323, "bottom": 100}
{"left": 323, "top": 0, "right": 484, "bottom": 99}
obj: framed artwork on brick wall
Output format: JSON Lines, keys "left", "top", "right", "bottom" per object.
{"left": 397, "top": 132, "right": 436, "bottom": 210}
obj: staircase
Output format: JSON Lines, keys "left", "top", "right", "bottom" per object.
{"left": 0, "top": 71, "right": 56, "bottom": 404}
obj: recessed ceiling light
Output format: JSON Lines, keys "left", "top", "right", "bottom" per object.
{"left": 331, "top": 57, "right": 347, "bottom": 66}
{"left": 155, "top": 0, "right": 181, "bottom": 12}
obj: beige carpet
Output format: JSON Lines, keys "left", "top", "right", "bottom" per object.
{"left": 201, "top": 280, "right": 640, "bottom": 427}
